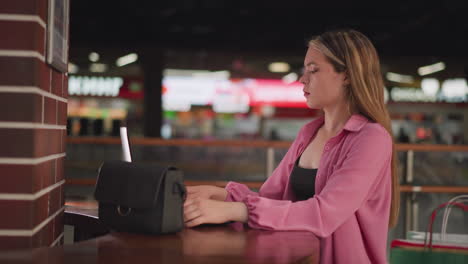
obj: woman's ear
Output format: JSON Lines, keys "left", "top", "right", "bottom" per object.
{"left": 342, "top": 71, "right": 350, "bottom": 86}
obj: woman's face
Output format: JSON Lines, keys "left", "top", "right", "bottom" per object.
{"left": 299, "top": 47, "right": 348, "bottom": 109}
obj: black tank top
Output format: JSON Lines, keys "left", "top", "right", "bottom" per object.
{"left": 289, "top": 155, "right": 318, "bottom": 201}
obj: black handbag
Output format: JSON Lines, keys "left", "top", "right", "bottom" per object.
{"left": 94, "top": 160, "right": 186, "bottom": 235}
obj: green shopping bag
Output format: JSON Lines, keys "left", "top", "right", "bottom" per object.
{"left": 390, "top": 243, "right": 468, "bottom": 264}
{"left": 390, "top": 200, "right": 468, "bottom": 264}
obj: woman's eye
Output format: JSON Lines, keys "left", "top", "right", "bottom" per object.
{"left": 309, "top": 69, "right": 318, "bottom": 74}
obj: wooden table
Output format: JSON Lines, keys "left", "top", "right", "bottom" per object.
{"left": 0, "top": 201, "right": 320, "bottom": 264}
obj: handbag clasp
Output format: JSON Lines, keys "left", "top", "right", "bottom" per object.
{"left": 117, "top": 205, "right": 132, "bottom": 216}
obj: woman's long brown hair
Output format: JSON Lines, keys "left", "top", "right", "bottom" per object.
{"left": 309, "top": 29, "right": 400, "bottom": 228}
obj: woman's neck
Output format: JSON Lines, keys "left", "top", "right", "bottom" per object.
{"left": 321, "top": 103, "right": 353, "bottom": 137}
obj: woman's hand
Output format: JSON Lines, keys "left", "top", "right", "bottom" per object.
{"left": 184, "top": 198, "right": 248, "bottom": 228}
{"left": 186, "top": 185, "right": 228, "bottom": 201}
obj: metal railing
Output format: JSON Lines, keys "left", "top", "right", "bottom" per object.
{"left": 66, "top": 137, "right": 468, "bottom": 234}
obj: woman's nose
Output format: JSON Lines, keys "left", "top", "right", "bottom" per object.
{"left": 299, "top": 75, "right": 305, "bottom": 84}
{"left": 299, "top": 74, "right": 306, "bottom": 84}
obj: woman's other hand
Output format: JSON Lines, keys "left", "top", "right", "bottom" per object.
{"left": 184, "top": 198, "right": 248, "bottom": 227}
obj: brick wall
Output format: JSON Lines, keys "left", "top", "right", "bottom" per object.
{"left": 0, "top": 0, "right": 67, "bottom": 250}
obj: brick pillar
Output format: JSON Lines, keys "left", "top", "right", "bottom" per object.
{"left": 0, "top": 0, "right": 68, "bottom": 250}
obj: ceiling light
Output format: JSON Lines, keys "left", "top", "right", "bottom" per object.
{"left": 88, "top": 52, "right": 100, "bottom": 62}
{"left": 268, "top": 62, "right": 290, "bottom": 73}
{"left": 418, "top": 62, "right": 445, "bottom": 76}
{"left": 116, "top": 53, "right": 138, "bottom": 67}
{"left": 386, "top": 72, "right": 414, "bottom": 83}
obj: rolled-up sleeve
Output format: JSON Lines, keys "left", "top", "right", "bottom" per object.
{"left": 244, "top": 127, "right": 392, "bottom": 237}
{"left": 224, "top": 181, "right": 259, "bottom": 202}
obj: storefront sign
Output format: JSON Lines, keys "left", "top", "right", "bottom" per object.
{"left": 242, "top": 79, "right": 306, "bottom": 108}
{"left": 69, "top": 76, "right": 123, "bottom": 96}
{"left": 162, "top": 76, "right": 307, "bottom": 112}
{"left": 391, "top": 78, "right": 467, "bottom": 103}
{"left": 162, "top": 76, "right": 220, "bottom": 111}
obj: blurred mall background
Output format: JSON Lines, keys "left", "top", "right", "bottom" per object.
{"left": 66, "top": 0, "right": 467, "bottom": 143}
{"left": 2, "top": 0, "right": 468, "bottom": 257}
{"left": 62, "top": 0, "right": 468, "bottom": 247}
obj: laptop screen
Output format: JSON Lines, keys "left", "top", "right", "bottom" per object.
{"left": 120, "top": 126, "right": 132, "bottom": 162}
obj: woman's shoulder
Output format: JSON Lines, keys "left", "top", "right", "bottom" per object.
{"left": 360, "top": 121, "right": 391, "bottom": 137}
{"left": 349, "top": 121, "right": 393, "bottom": 148}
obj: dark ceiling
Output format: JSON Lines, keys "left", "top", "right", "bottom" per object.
{"left": 69, "top": 0, "right": 467, "bottom": 77}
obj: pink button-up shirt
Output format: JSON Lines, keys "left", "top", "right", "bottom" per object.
{"left": 225, "top": 114, "right": 392, "bottom": 264}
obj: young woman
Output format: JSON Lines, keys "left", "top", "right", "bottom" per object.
{"left": 183, "top": 29, "right": 400, "bottom": 264}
